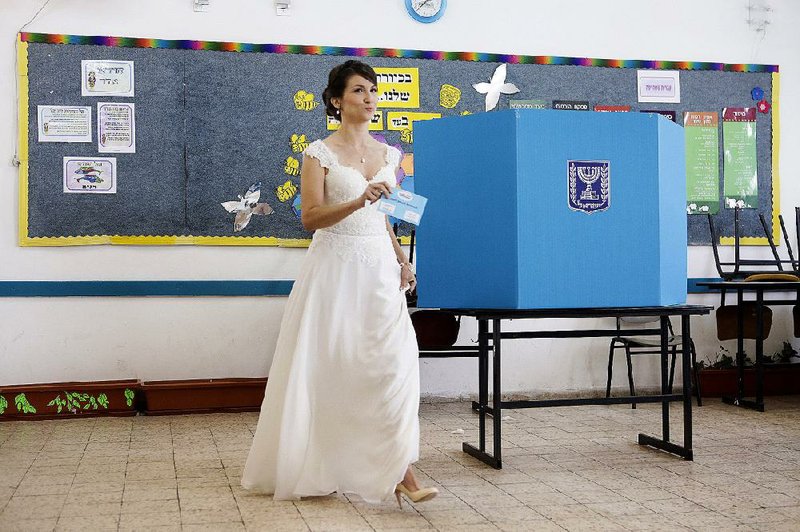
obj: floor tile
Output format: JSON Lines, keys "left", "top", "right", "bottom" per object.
{"left": 0, "top": 397, "right": 798, "bottom": 530}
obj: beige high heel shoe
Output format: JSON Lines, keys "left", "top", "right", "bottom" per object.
{"left": 394, "top": 483, "right": 439, "bottom": 508}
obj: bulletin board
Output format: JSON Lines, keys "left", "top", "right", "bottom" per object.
{"left": 17, "top": 33, "right": 779, "bottom": 246}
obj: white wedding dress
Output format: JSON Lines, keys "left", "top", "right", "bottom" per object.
{"left": 241, "top": 140, "right": 420, "bottom": 503}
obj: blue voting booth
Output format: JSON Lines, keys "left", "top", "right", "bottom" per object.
{"left": 414, "top": 109, "right": 687, "bottom": 309}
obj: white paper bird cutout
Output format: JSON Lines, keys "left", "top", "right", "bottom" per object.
{"left": 473, "top": 63, "right": 520, "bottom": 112}
{"left": 221, "top": 182, "right": 274, "bottom": 232}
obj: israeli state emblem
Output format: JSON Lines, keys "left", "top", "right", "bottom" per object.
{"left": 568, "top": 160, "right": 610, "bottom": 214}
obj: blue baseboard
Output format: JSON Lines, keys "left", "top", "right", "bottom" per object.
{"left": 687, "top": 278, "right": 723, "bottom": 294}
{"left": 0, "top": 280, "right": 294, "bottom": 297}
{"left": 0, "top": 278, "right": 719, "bottom": 297}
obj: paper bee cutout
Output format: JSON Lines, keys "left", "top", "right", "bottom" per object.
{"left": 473, "top": 64, "right": 519, "bottom": 112}
{"left": 276, "top": 180, "right": 298, "bottom": 202}
{"left": 293, "top": 90, "right": 320, "bottom": 111}
{"left": 290, "top": 133, "right": 310, "bottom": 153}
{"left": 439, "top": 84, "right": 462, "bottom": 109}
{"left": 284, "top": 156, "right": 300, "bottom": 176}
{"left": 221, "top": 182, "right": 275, "bottom": 232}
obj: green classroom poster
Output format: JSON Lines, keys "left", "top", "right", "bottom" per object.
{"left": 722, "top": 107, "right": 758, "bottom": 209}
{"left": 684, "top": 112, "right": 720, "bottom": 214}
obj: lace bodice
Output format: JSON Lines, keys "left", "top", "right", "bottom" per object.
{"left": 304, "top": 140, "right": 401, "bottom": 237}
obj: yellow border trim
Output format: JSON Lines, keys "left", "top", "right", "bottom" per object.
{"left": 19, "top": 234, "right": 412, "bottom": 247}
{"left": 771, "top": 71, "right": 781, "bottom": 240}
{"left": 719, "top": 236, "right": 767, "bottom": 245}
{"left": 719, "top": 72, "right": 780, "bottom": 247}
{"left": 17, "top": 35, "right": 29, "bottom": 247}
{"left": 20, "top": 235, "right": 312, "bottom": 247}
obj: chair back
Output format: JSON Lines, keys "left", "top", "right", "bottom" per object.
{"left": 708, "top": 207, "right": 798, "bottom": 280}
{"left": 716, "top": 303, "right": 773, "bottom": 340}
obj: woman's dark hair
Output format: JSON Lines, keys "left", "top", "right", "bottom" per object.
{"left": 322, "top": 60, "right": 378, "bottom": 118}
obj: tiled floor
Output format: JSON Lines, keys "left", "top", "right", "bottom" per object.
{"left": 1, "top": 396, "right": 799, "bottom": 531}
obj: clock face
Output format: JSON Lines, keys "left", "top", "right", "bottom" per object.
{"left": 406, "top": 0, "right": 446, "bottom": 23}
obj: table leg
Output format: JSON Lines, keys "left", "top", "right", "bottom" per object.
{"left": 681, "top": 315, "right": 693, "bottom": 459}
{"left": 638, "top": 313, "right": 692, "bottom": 459}
{"left": 660, "top": 315, "right": 670, "bottom": 442}
{"left": 463, "top": 318, "right": 502, "bottom": 468}
{"left": 492, "top": 318, "right": 502, "bottom": 468}
{"left": 478, "top": 319, "right": 488, "bottom": 451}
{"left": 736, "top": 289, "right": 746, "bottom": 401}
{"left": 722, "top": 288, "right": 765, "bottom": 412}
{"left": 755, "top": 290, "right": 765, "bottom": 411}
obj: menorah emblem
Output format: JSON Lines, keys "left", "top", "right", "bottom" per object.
{"left": 577, "top": 166, "right": 601, "bottom": 200}
{"left": 568, "top": 160, "right": 610, "bottom": 214}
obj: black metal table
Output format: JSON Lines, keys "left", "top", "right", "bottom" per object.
{"left": 697, "top": 281, "right": 800, "bottom": 412}
{"left": 420, "top": 305, "right": 711, "bottom": 469}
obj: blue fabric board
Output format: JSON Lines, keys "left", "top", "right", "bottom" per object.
{"left": 24, "top": 42, "right": 774, "bottom": 244}
{"left": 27, "top": 43, "right": 186, "bottom": 237}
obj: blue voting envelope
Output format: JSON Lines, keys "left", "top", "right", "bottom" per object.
{"left": 376, "top": 188, "right": 428, "bottom": 226}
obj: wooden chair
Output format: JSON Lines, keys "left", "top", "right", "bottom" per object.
{"left": 707, "top": 207, "right": 798, "bottom": 281}
{"left": 708, "top": 208, "right": 799, "bottom": 341}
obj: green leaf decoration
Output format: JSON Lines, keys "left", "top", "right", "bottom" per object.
{"left": 39, "top": 391, "right": 117, "bottom": 415}
{"left": 65, "top": 393, "right": 77, "bottom": 411}
{"left": 0, "top": 395, "right": 7, "bottom": 415}
{"left": 14, "top": 393, "right": 37, "bottom": 414}
{"left": 124, "top": 389, "right": 135, "bottom": 407}
{"left": 48, "top": 394, "right": 68, "bottom": 413}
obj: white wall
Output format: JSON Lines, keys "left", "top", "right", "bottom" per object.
{"left": 1, "top": 0, "right": 799, "bottom": 395}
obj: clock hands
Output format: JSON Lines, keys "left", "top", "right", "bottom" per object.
{"left": 407, "top": 0, "right": 445, "bottom": 22}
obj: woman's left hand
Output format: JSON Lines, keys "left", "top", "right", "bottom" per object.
{"left": 400, "top": 263, "right": 416, "bottom": 292}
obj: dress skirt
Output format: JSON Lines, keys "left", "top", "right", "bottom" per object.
{"left": 241, "top": 229, "right": 420, "bottom": 503}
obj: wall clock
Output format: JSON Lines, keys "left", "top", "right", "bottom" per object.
{"left": 405, "top": 0, "right": 447, "bottom": 24}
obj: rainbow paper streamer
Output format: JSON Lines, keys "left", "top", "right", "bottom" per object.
{"left": 19, "top": 32, "right": 779, "bottom": 72}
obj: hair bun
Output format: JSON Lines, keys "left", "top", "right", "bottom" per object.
{"left": 321, "top": 60, "right": 378, "bottom": 119}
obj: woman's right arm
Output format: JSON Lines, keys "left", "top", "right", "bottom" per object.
{"left": 300, "top": 155, "right": 392, "bottom": 231}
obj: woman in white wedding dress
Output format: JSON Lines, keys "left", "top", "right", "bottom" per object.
{"left": 241, "top": 60, "right": 438, "bottom": 506}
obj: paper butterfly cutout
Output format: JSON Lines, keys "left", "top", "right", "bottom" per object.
{"left": 473, "top": 64, "right": 520, "bottom": 112}
{"left": 221, "top": 182, "right": 275, "bottom": 232}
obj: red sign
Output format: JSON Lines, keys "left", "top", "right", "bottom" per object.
{"left": 594, "top": 105, "right": 631, "bottom": 112}
{"left": 722, "top": 107, "right": 756, "bottom": 122}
